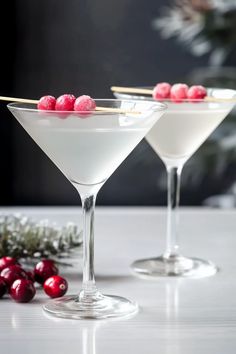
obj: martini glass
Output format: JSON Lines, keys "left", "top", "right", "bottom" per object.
{"left": 8, "top": 99, "right": 166, "bottom": 319}
{"left": 115, "top": 88, "right": 236, "bottom": 278}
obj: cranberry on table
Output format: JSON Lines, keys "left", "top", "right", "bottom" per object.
{"left": 10, "top": 279, "right": 36, "bottom": 303}
{"left": 0, "top": 256, "right": 19, "bottom": 272}
{"left": 187, "top": 85, "right": 207, "bottom": 101}
{"left": 34, "top": 260, "right": 58, "bottom": 284}
{"left": 1, "top": 265, "right": 28, "bottom": 287}
{"left": 74, "top": 95, "right": 96, "bottom": 112}
{"left": 44, "top": 275, "right": 68, "bottom": 298}
{"left": 0, "top": 276, "right": 8, "bottom": 298}
{"left": 152, "top": 82, "right": 171, "bottom": 100}
{"left": 170, "top": 83, "right": 189, "bottom": 102}
{"left": 55, "top": 94, "right": 76, "bottom": 111}
{"left": 26, "top": 270, "right": 35, "bottom": 282}
{"left": 37, "top": 95, "right": 56, "bottom": 110}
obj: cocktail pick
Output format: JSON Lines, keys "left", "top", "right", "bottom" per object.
{"left": 111, "top": 86, "right": 236, "bottom": 103}
{"left": 0, "top": 95, "right": 141, "bottom": 114}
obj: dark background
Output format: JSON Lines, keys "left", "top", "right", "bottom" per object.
{"left": 1, "top": 0, "right": 236, "bottom": 206}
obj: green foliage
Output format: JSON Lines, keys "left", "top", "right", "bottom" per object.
{"left": 154, "top": 0, "right": 236, "bottom": 65}
{"left": 0, "top": 214, "right": 82, "bottom": 260}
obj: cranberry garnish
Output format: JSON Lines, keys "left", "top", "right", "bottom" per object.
{"left": 55, "top": 94, "right": 76, "bottom": 111}
{"left": 0, "top": 276, "right": 8, "bottom": 298}
{"left": 34, "top": 260, "right": 58, "bottom": 284}
{"left": 10, "top": 279, "right": 36, "bottom": 303}
{"left": 37, "top": 95, "right": 56, "bottom": 110}
{"left": 187, "top": 85, "right": 207, "bottom": 101}
{"left": 43, "top": 275, "right": 68, "bottom": 298}
{"left": 0, "top": 257, "right": 19, "bottom": 272}
{"left": 152, "top": 82, "right": 171, "bottom": 100}
{"left": 74, "top": 95, "right": 96, "bottom": 112}
{"left": 0, "top": 265, "right": 28, "bottom": 287}
{"left": 170, "top": 83, "right": 189, "bottom": 102}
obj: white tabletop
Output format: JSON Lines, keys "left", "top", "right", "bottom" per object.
{"left": 1, "top": 207, "right": 236, "bottom": 354}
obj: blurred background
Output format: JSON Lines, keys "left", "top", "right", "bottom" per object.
{"left": 1, "top": 0, "right": 236, "bottom": 207}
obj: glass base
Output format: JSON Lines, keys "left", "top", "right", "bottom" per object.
{"left": 43, "top": 292, "right": 138, "bottom": 320}
{"left": 131, "top": 254, "right": 218, "bottom": 279}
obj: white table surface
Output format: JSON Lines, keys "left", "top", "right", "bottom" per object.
{"left": 1, "top": 206, "right": 236, "bottom": 354}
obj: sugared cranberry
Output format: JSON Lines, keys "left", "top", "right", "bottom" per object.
{"left": 170, "top": 83, "right": 189, "bottom": 102}
{"left": 152, "top": 82, "right": 171, "bottom": 100}
{"left": 0, "top": 276, "right": 8, "bottom": 298}
{"left": 55, "top": 94, "right": 76, "bottom": 111}
{"left": 37, "top": 95, "right": 56, "bottom": 110}
{"left": 0, "top": 257, "right": 19, "bottom": 272}
{"left": 10, "top": 279, "right": 36, "bottom": 303}
{"left": 74, "top": 95, "right": 96, "bottom": 112}
{"left": 34, "top": 260, "right": 58, "bottom": 284}
{"left": 1, "top": 265, "right": 28, "bottom": 287}
{"left": 187, "top": 85, "right": 207, "bottom": 101}
{"left": 43, "top": 275, "right": 68, "bottom": 298}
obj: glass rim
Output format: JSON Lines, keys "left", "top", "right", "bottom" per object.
{"left": 7, "top": 98, "right": 167, "bottom": 115}
{"left": 115, "top": 87, "right": 236, "bottom": 104}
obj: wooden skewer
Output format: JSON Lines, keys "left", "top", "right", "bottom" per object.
{"left": 111, "top": 86, "right": 236, "bottom": 103}
{"left": 95, "top": 106, "right": 139, "bottom": 114}
{"left": 0, "top": 95, "right": 141, "bottom": 115}
{"left": 0, "top": 96, "right": 38, "bottom": 104}
{"left": 111, "top": 86, "right": 153, "bottom": 95}
{"left": 204, "top": 96, "right": 236, "bottom": 103}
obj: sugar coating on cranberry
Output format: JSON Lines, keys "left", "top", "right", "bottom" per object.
{"left": 55, "top": 94, "right": 76, "bottom": 111}
{"left": 0, "top": 257, "right": 19, "bottom": 272}
{"left": 10, "top": 279, "right": 36, "bottom": 303}
{"left": 74, "top": 95, "right": 96, "bottom": 112}
{"left": 153, "top": 82, "right": 171, "bottom": 100}
{"left": 187, "top": 85, "right": 207, "bottom": 101}
{"left": 170, "top": 83, "right": 189, "bottom": 102}
{"left": 0, "top": 276, "right": 8, "bottom": 298}
{"left": 34, "top": 259, "right": 58, "bottom": 284}
{"left": 43, "top": 275, "right": 68, "bottom": 298}
{"left": 0, "top": 265, "right": 28, "bottom": 287}
{"left": 37, "top": 95, "right": 56, "bottom": 110}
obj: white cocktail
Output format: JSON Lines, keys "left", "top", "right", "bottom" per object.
{"left": 8, "top": 99, "right": 166, "bottom": 318}
{"left": 115, "top": 88, "right": 236, "bottom": 278}
{"left": 146, "top": 102, "right": 230, "bottom": 164}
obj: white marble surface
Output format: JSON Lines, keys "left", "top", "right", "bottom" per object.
{"left": 1, "top": 207, "right": 236, "bottom": 354}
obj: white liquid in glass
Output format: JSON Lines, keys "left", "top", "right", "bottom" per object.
{"left": 19, "top": 112, "right": 156, "bottom": 185}
{"left": 146, "top": 103, "right": 233, "bottom": 163}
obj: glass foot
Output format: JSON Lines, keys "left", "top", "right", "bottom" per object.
{"left": 131, "top": 254, "right": 218, "bottom": 279}
{"left": 43, "top": 292, "right": 138, "bottom": 320}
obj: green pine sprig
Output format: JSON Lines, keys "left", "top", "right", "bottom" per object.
{"left": 0, "top": 214, "right": 82, "bottom": 260}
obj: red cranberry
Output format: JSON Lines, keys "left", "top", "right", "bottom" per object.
{"left": 34, "top": 260, "right": 58, "bottom": 284}
{"left": 10, "top": 279, "right": 36, "bottom": 303}
{"left": 0, "top": 276, "right": 8, "bottom": 298}
{"left": 74, "top": 95, "right": 96, "bottom": 112}
{"left": 26, "top": 270, "right": 35, "bottom": 282}
{"left": 44, "top": 275, "right": 68, "bottom": 298}
{"left": 0, "top": 257, "right": 19, "bottom": 272}
{"left": 187, "top": 85, "right": 207, "bottom": 101}
{"left": 170, "top": 83, "right": 189, "bottom": 103}
{"left": 41, "top": 259, "right": 55, "bottom": 265}
{"left": 37, "top": 95, "right": 56, "bottom": 110}
{"left": 55, "top": 94, "right": 76, "bottom": 111}
{"left": 152, "top": 82, "right": 171, "bottom": 100}
{"left": 1, "top": 265, "right": 28, "bottom": 287}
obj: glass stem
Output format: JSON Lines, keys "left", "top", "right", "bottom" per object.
{"left": 80, "top": 193, "right": 98, "bottom": 299}
{"left": 164, "top": 165, "right": 183, "bottom": 259}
